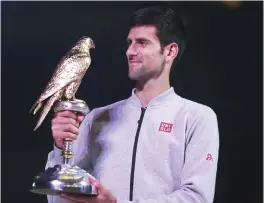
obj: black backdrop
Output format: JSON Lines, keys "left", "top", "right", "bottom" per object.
{"left": 2, "top": 1, "right": 263, "bottom": 203}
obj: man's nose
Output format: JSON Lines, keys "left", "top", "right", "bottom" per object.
{"left": 126, "top": 44, "right": 138, "bottom": 57}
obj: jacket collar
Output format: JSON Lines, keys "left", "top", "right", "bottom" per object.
{"left": 126, "top": 87, "right": 180, "bottom": 109}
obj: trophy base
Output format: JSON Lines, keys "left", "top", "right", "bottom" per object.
{"left": 30, "top": 164, "right": 97, "bottom": 196}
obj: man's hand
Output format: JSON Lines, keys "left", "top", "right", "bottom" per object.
{"left": 51, "top": 111, "right": 84, "bottom": 149}
{"left": 60, "top": 177, "right": 117, "bottom": 203}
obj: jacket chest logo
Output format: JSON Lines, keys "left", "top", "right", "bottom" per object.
{"left": 159, "top": 122, "right": 173, "bottom": 133}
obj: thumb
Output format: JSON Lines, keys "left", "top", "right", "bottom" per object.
{"left": 77, "top": 114, "right": 85, "bottom": 124}
{"left": 89, "top": 176, "right": 105, "bottom": 192}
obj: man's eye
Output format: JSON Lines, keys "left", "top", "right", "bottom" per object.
{"left": 138, "top": 40, "right": 148, "bottom": 45}
{"left": 127, "top": 41, "right": 132, "bottom": 47}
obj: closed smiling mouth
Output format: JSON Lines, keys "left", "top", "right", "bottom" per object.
{"left": 129, "top": 60, "right": 141, "bottom": 64}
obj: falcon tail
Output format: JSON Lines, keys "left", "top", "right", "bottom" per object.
{"left": 30, "top": 101, "right": 40, "bottom": 113}
{"left": 33, "top": 103, "right": 43, "bottom": 115}
{"left": 34, "top": 90, "right": 63, "bottom": 131}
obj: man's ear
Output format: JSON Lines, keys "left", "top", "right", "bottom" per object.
{"left": 165, "top": 42, "right": 179, "bottom": 62}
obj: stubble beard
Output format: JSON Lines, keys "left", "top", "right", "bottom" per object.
{"left": 128, "top": 65, "right": 154, "bottom": 82}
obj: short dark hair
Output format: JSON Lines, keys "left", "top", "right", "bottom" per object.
{"left": 128, "top": 6, "right": 187, "bottom": 64}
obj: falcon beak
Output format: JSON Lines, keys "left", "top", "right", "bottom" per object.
{"left": 90, "top": 40, "right": 95, "bottom": 49}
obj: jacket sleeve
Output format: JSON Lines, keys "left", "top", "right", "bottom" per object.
{"left": 117, "top": 107, "right": 220, "bottom": 203}
{"left": 45, "top": 109, "right": 96, "bottom": 203}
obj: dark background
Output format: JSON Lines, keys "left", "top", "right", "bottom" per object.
{"left": 2, "top": 1, "right": 263, "bottom": 203}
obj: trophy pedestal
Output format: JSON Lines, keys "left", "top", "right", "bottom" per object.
{"left": 30, "top": 164, "right": 97, "bottom": 196}
{"left": 30, "top": 99, "right": 97, "bottom": 196}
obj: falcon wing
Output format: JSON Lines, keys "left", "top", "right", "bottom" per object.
{"left": 30, "top": 56, "right": 90, "bottom": 112}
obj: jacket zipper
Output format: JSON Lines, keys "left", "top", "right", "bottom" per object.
{"left": 129, "top": 107, "right": 147, "bottom": 201}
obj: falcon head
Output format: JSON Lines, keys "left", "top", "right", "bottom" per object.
{"left": 83, "top": 37, "right": 95, "bottom": 49}
{"left": 73, "top": 36, "right": 95, "bottom": 54}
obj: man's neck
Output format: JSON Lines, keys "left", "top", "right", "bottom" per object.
{"left": 135, "top": 78, "right": 170, "bottom": 107}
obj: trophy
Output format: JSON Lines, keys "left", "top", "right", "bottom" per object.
{"left": 29, "top": 36, "right": 97, "bottom": 196}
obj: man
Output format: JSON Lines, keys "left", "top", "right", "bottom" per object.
{"left": 46, "top": 6, "right": 219, "bottom": 203}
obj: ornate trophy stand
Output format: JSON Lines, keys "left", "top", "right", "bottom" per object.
{"left": 30, "top": 100, "right": 97, "bottom": 196}
{"left": 29, "top": 37, "right": 97, "bottom": 196}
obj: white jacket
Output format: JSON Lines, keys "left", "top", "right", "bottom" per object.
{"left": 46, "top": 87, "right": 219, "bottom": 203}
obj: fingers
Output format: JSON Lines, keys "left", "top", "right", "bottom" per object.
{"left": 52, "top": 127, "right": 79, "bottom": 139}
{"left": 77, "top": 114, "right": 85, "bottom": 123}
{"left": 54, "top": 111, "right": 85, "bottom": 124}
{"left": 52, "top": 116, "right": 80, "bottom": 139}
{"left": 60, "top": 193, "right": 95, "bottom": 202}
{"left": 89, "top": 176, "right": 111, "bottom": 195}
{"left": 54, "top": 111, "right": 78, "bottom": 120}
{"left": 89, "top": 176, "right": 103, "bottom": 190}
{"left": 52, "top": 117, "right": 79, "bottom": 127}
{"left": 60, "top": 177, "right": 116, "bottom": 203}
{"left": 55, "top": 123, "right": 79, "bottom": 134}
{"left": 51, "top": 111, "right": 85, "bottom": 149}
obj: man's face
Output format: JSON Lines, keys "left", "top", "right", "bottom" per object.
{"left": 126, "top": 25, "right": 166, "bottom": 81}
